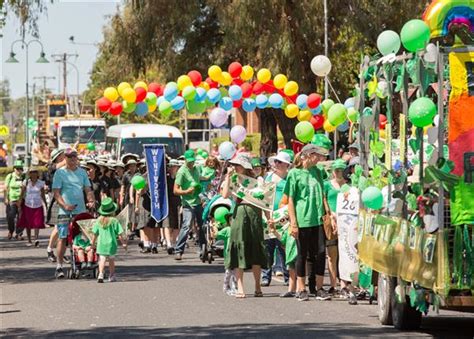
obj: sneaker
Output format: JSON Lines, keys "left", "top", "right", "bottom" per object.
{"left": 55, "top": 267, "right": 65, "bottom": 279}
{"left": 309, "top": 289, "right": 317, "bottom": 297}
{"left": 340, "top": 287, "right": 349, "bottom": 299}
{"left": 348, "top": 292, "right": 358, "bottom": 305}
{"left": 174, "top": 253, "right": 182, "bottom": 261}
{"left": 108, "top": 274, "right": 116, "bottom": 282}
{"left": 34, "top": 240, "right": 40, "bottom": 247}
{"left": 275, "top": 271, "right": 284, "bottom": 277}
{"left": 280, "top": 291, "right": 296, "bottom": 298}
{"left": 97, "top": 273, "right": 104, "bottom": 283}
{"left": 328, "top": 287, "right": 337, "bottom": 296}
{"left": 316, "top": 288, "right": 331, "bottom": 301}
{"left": 260, "top": 279, "right": 270, "bottom": 287}
{"left": 151, "top": 247, "right": 158, "bottom": 254}
{"left": 224, "top": 288, "right": 236, "bottom": 296}
{"left": 167, "top": 247, "right": 174, "bottom": 255}
{"left": 47, "top": 251, "right": 57, "bottom": 263}
{"left": 141, "top": 247, "right": 151, "bottom": 254}
{"left": 297, "top": 290, "right": 309, "bottom": 301}
{"left": 80, "top": 262, "right": 87, "bottom": 270}
{"left": 138, "top": 241, "right": 144, "bottom": 250}
{"left": 63, "top": 256, "right": 71, "bottom": 264}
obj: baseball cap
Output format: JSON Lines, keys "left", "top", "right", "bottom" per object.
{"left": 268, "top": 151, "right": 292, "bottom": 167}
{"left": 251, "top": 157, "right": 262, "bottom": 168}
{"left": 184, "top": 149, "right": 196, "bottom": 163}
{"left": 331, "top": 158, "right": 347, "bottom": 170}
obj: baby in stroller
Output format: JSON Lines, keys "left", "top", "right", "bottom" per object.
{"left": 73, "top": 231, "right": 95, "bottom": 270}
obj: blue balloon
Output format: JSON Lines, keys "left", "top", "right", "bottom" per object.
{"left": 195, "top": 87, "right": 207, "bottom": 102}
{"left": 157, "top": 96, "right": 165, "bottom": 107}
{"left": 207, "top": 88, "right": 221, "bottom": 104}
{"left": 228, "top": 85, "right": 243, "bottom": 101}
{"left": 255, "top": 94, "right": 268, "bottom": 109}
{"left": 268, "top": 93, "right": 283, "bottom": 109}
{"left": 171, "top": 96, "right": 185, "bottom": 110}
{"left": 296, "top": 94, "right": 308, "bottom": 109}
{"left": 164, "top": 85, "right": 178, "bottom": 101}
{"left": 344, "top": 97, "right": 355, "bottom": 109}
{"left": 337, "top": 120, "right": 350, "bottom": 132}
{"left": 219, "top": 97, "right": 233, "bottom": 111}
{"left": 310, "top": 105, "right": 322, "bottom": 115}
{"left": 135, "top": 102, "right": 148, "bottom": 117}
{"left": 242, "top": 98, "right": 257, "bottom": 113}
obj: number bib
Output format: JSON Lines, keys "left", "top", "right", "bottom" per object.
{"left": 336, "top": 187, "right": 359, "bottom": 216}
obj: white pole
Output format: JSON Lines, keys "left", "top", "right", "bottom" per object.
{"left": 324, "top": 0, "right": 329, "bottom": 100}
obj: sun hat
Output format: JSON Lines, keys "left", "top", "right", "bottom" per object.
{"left": 97, "top": 197, "right": 118, "bottom": 216}
{"left": 51, "top": 149, "right": 65, "bottom": 162}
{"left": 301, "top": 144, "right": 328, "bottom": 156}
{"left": 251, "top": 157, "right": 262, "bottom": 168}
{"left": 125, "top": 159, "right": 138, "bottom": 167}
{"left": 331, "top": 158, "right": 347, "bottom": 170}
{"left": 121, "top": 153, "right": 139, "bottom": 164}
{"left": 168, "top": 159, "right": 181, "bottom": 167}
{"left": 229, "top": 154, "right": 252, "bottom": 170}
{"left": 268, "top": 151, "right": 292, "bottom": 167}
{"left": 27, "top": 166, "right": 41, "bottom": 173}
{"left": 13, "top": 160, "right": 24, "bottom": 169}
{"left": 114, "top": 162, "right": 125, "bottom": 168}
{"left": 184, "top": 149, "right": 196, "bottom": 163}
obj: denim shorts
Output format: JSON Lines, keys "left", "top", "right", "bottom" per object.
{"left": 56, "top": 223, "right": 69, "bottom": 239}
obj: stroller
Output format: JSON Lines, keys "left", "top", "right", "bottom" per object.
{"left": 66, "top": 212, "right": 99, "bottom": 279}
{"left": 200, "top": 194, "right": 234, "bottom": 264}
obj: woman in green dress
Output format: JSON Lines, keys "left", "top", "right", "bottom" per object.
{"left": 221, "top": 154, "right": 268, "bottom": 298}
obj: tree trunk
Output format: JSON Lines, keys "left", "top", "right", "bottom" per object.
{"left": 272, "top": 108, "right": 298, "bottom": 150}
{"left": 259, "top": 108, "right": 277, "bottom": 158}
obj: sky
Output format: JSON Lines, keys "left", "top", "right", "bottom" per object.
{"left": 1, "top": 0, "right": 120, "bottom": 99}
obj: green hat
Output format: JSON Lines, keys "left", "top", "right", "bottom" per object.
{"left": 331, "top": 159, "right": 347, "bottom": 170}
{"left": 97, "top": 197, "right": 118, "bottom": 216}
{"left": 13, "top": 160, "right": 24, "bottom": 169}
{"left": 312, "top": 133, "right": 332, "bottom": 150}
{"left": 184, "top": 149, "right": 196, "bottom": 163}
{"left": 251, "top": 157, "right": 261, "bottom": 168}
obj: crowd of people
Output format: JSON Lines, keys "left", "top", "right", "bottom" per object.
{"left": 3, "top": 137, "right": 363, "bottom": 302}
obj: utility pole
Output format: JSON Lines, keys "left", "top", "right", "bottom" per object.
{"left": 51, "top": 52, "right": 79, "bottom": 114}
{"left": 33, "top": 75, "right": 56, "bottom": 104}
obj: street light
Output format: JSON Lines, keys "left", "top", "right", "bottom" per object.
{"left": 5, "top": 39, "right": 49, "bottom": 168}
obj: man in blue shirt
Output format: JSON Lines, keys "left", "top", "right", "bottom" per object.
{"left": 52, "top": 149, "right": 95, "bottom": 278}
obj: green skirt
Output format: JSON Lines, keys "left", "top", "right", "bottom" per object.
{"left": 225, "top": 204, "right": 268, "bottom": 270}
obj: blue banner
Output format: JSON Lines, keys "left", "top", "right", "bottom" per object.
{"left": 144, "top": 144, "right": 168, "bottom": 223}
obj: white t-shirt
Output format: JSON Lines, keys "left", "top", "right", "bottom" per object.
{"left": 24, "top": 179, "right": 45, "bottom": 208}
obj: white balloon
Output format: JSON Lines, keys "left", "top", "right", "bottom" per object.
{"left": 433, "top": 114, "right": 439, "bottom": 126}
{"left": 230, "top": 125, "right": 247, "bottom": 144}
{"left": 209, "top": 107, "right": 228, "bottom": 128}
{"left": 310, "top": 55, "right": 332, "bottom": 77}
{"left": 424, "top": 43, "right": 437, "bottom": 63}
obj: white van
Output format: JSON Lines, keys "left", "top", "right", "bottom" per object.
{"left": 106, "top": 124, "right": 184, "bottom": 160}
{"left": 57, "top": 119, "right": 106, "bottom": 151}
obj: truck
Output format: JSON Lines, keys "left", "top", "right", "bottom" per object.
{"left": 57, "top": 119, "right": 106, "bottom": 151}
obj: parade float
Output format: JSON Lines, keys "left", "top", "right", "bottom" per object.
{"left": 349, "top": 0, "right": 474, "bottom": 330}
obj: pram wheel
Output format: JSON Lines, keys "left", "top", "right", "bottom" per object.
{"left": 92, "top": 268, "right": 97, "bottom": 278}
{"left": 201, "top": 244, "right": 207, "bottom": 263}
{"left": 207, "top": 252, "right": 213, "bottom": 264}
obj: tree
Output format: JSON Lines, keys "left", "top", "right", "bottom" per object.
{"left": 2, "top": 0, "right": 50, "bottom": 38}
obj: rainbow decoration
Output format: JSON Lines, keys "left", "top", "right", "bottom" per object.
{"left": 422, "top": 0, "right": 474, "bottom": 39}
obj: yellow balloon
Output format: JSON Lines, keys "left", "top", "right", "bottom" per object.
{"left": 297, "top": 109, "right": 312, "bottom": 122}
{"left": 148, "top": 104, "right": 157, "bottom": 113}
{"left": 257, "top": 68, "right": 271, "bottom": 83}
{"left": 117, "top": 82, "right": 131, "bottom": 96}
{"left": 284, "top": 104, "right": 299, "bottom": 118}
{"left": 379, "top": 129, "right": 386, "bottom": 139}
{"left": 219, "top": 71, "right": 232, "bottom": 86}
{"left": 198, "top": 81, "right": 210, "bottom": 91}
{"left": 208, "top": 65, "right": 222, "bottom": 82}
{"left": 284, "top": 81, "right": 299, "bottom": 96}
{"left": 323, "top": 120, "right": 336, "bottom": 132}
{"left": 122, "top": 87, "right": 136, "bottom": 103}
{"left": 240, "top": 65, "right": 254, "bottom": 81}
{"left": 104, "top": 87, "right": 119, "bottom": 102}
{"left": 134, "top": 81, "right": 148, "bottom": 91}
{"left": 273, "top": 74, "right": 288, "bottom": 89}
{"left": 177, "top": 75, "right": 193, "bottom": 91}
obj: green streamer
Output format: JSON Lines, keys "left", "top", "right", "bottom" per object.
{"left": 453, "top": 225, "right": 463, "bottom": 288}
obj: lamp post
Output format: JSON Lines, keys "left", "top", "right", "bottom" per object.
{"left": 6, "top": 39, "right": 49, "bottom": 168}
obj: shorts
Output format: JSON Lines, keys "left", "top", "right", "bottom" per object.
{"left": 57, "top": 223, "right": 69, "bottom": 239}
{"left": 287, "top": 261, "right": 296, "bottom": 270}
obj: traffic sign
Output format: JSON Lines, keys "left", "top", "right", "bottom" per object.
{"left": 0, "top": 125, "right": 9, "bottom": 136}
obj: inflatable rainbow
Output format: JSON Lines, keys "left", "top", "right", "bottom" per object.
{"left": 422, "top": 0, "right": 474, "bottom": 39}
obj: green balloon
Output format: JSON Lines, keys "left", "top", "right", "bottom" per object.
{"left": 361, "top": 186, "right": 383, "bottom": 210}
{"left": 159, "top": 100, "right": 173, "bottom": 118}
{"left": 321, "top": 99, "right": 334, "bottom": 115}
{"left": 145, "top": 92, "right": 157, "bottom": 106}
{"left": 131, "top": 175, "right": 146, "bottom": 190}
{"left": 311, "top": 133, "right": 332, "bottom": 150}
{"left": 123, "top": 100, "right": 136, "bottom": 113}
{"left": 186, "top": 99, "right": 207, "bottom": 114}
{"left": 347, "top": 107, "right": 360, "bottom": 123}
{"left": 87, "top": 142, "right": 95, "bottom": 151}
{"left": 377, "top": 30, "right": 401, "bottom": 56}
{"left": 328, "top": 103, "right": 347, "bottom": 127}
{"left": 182, "top": 86, "right": 196, "bottom": 101}
{"left": 294, "top": 121, "right": 314, "bottom": 143}
{"left": 214, "top": 206, "right": 230, "bottom": 224}
{"left": 408, "top": 97, "right": 436, "bottom": 127}
{"left": 400, "top": 19, "right": 430, "bottom": 52}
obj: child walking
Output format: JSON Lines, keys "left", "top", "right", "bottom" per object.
{"left": 92, "top": 198, "right": 127, "bottom": 283}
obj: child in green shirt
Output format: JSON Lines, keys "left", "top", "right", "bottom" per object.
{"left": 73, "top": 231, "right": 94, "bottom": 270}
{"left": 91, "top": 198, "right": 127, "bottom": 283}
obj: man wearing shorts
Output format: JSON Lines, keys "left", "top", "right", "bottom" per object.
{"left": 52, "top": 149, "right": 95, "bottom": 278}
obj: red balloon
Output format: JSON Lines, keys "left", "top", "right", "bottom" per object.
{"left": 307, "top": 93, "right": 322, "bottom": 109}
{"left": 188, "top": 70, "right": 202, "bottom": 86}
{"left": 205, "top": 77, "right": 219, "bottom": 89}
{"left": 109, "top": 102, "right": 123, "bottom": 116}
{"left": 148, "top": 82, "right": 162, "bottom": 96}
{"left": 310, "top": 115, "right": 324, "bottom": 130}
{"left": 233, "top": 99, "right": 242, "bottom": 108}
{"left": 253, "top": 82, "right": 265, "bottom": 95}
{"left": 379, "top": 114, "right": 387, "bottom": 129}
{"left": 241, "top": 83, "right": 253, "bottom": 98}
{"left": 135, "top": 87, "right": 147, "bottom": 102}
{"left": 96, "top": 97, "right": 112, "bottom": 112}
{"left": 228, "top": 62, "right": 243, "bottom": 78}
{"left": 263, "top": 80, "right": 275, "bottom": 94}
{"left": 232, "top": 78, "right": 243, "bottom": 86}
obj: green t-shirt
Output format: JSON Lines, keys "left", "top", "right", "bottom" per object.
{"left": 323, "top": 180, "right": 340, "bottom": 213}
{"left": 280, "top": 229, "right": 297, "bottom": 265}
{"left": 200, "top": 166, "right": 216, "bottom": 190}
{"left": 286, "top": 167, "right": 324, "bottom": 228}
{"left": 5, "top": 172, "right": 23, "bottom": 202}
{"left": 175, "top": 165, "right": 202, "bottom": 207}
{"left": 216, "top": 226, "right": 231, "bottom": 258}
{"left": 92, "top": 217, "right": 124, "bottom": 256}
{"left": 73, "top": 234, "right": 91, "bottom": 249}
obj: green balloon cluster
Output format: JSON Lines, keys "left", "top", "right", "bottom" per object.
{"left": 400, "top": 19, "right": 430, "bottom": 52}
{"left": 159, "top": 101, "right": 173, "bottom": 118}
{"left": 347, "top": 107, "right": 360, "bottom": 123}
{"left": 361, "top": 186, "right": 383, "bottom": 210}
{"left": 294, "top": 121, "right": 314, "bottom": 143}
{"left": 408, "top": 97, "right": 437, "bottom": 127}
{"left": 328, "top": 103, "right": 347, "bottom": 127}
{"left": 321, "top": 99, "right": 335, "bottom": 115}
{"left": 131, "top": 175, "right": 146, "bottom": 190}
{"left": 186, "top": 99, "right": 207, "bottom": 114}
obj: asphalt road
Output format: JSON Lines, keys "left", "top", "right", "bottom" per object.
{"left": 1, "top": 202, "right": 473, "bottom": 338}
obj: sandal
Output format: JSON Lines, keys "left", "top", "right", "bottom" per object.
{"left": 235, "top": 293, "right": 246, "bottom": 299}
{"left": 7, "top": 232, "right": 13, "bottom": 240}
{"left": 254, "top": 291, "right": 263, "bottom": 297}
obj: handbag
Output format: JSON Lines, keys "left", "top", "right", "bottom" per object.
{"left": 323, "top": 214, "right": 337, "bottom": 241}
